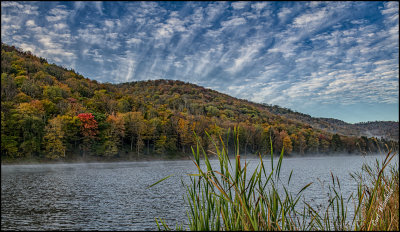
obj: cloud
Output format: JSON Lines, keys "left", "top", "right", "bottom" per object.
{"left": 231, "top": 2, "right": 248, "bottom": 10}
{"left": 278, "top": 7, "right": 291, "bottom": 22}
{"left": 381, "top": 2, "right": 399, "bottom": 15}
{"left": 220, "top": 17, "right": 246, "bottom": 27}
{"left": 126, "top": 38, "right": 142, "bottom": 45}
{"left": 293, "top": 8, "right": 328, "bottom": 28}
{"left": 25, "top": 20, "right": 35, "bottom": 27}
{"left": 53, "top": 23, "right": 68, "bottom": 30}
{"left": 226, "top": 40, "right": 264, "bottom": 74}
{"left": 46, "top": 6, "right": 70, "bottom": 22}
{"left": 1, "top": 2, "right": 39, "bottom": 15}
{"left": 1, "top": 2, "right": 398, "bottom": 122}
{"left": 251, "top": 2, "right": 269, "bottom": 11}
{"left": 154, "top": 17, "right": 187, "bottom": 40}
{"left": 94, "top": 1, "right": 103, "bottom": 15}
{"left": 204, "top": 2, "right": 227, "bottom": 22}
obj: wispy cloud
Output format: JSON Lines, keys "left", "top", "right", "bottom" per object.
{"left": 46, "top": 6, "right": 70, "bottom": 22}
{"left": 1, "top": 1, "right": 398, "bottom": 122}
{"left": 231, "top": 2, "right": 248, "bottom": 10}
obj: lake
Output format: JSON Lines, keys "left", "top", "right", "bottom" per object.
{"left": 1, "top": 153, "right": 397, "bottom": 230}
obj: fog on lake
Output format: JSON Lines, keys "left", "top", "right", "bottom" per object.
{"left": 1, "top": 154, "right": 397, "bottom": 230}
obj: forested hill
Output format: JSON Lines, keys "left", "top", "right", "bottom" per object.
{"left": 1, "top": 43, "right": 398, "bottom": 162}
{"left": 264, "top": 106, "right": 399, "bottom": 141}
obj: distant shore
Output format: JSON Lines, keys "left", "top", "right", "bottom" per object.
{"left": 1, "top": 152, "right": 193, "bottom": 165}
{"left": 1, "top": 151, "right": 381, "bottom": 165}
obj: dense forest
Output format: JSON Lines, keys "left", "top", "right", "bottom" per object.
{"left": 1, "top": 43, "right": 398, "bottom": 162}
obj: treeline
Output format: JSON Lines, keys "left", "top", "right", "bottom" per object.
{"left": 266, "top": 103, "right": 399, "bottom": 141}
{"left": 1, "top": 43, "right": 398, "bottom": 161}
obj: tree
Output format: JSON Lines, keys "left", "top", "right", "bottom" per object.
{"left": 2, "top": 42, "right": 399, "bottom": 161}
{"left": 238, "top": 122, "right": 256, "bottom": 155}
{"left": 307, "top": 134, "right": 319, "bottom": 153}
{"left": 331, "top": 134, "right": 342, "bottom": 152}
{"left": 143, "top": 117, "right": 158, "bottom": 153}
{"left": 60, "top": 115, "right": 81, "bottom": 151}
{"left": 123, "top": 112, "right": 146, "bottom": 155}
{"left": 1, "top": 73, "right": 18, "bottom": 101}
{"left": 177, "top": 117, "right": 192, "bottom": 153}
{"left": 206, "top": 105, "right": 220, "bottom": 117}
{"left": 298, "top": 132, "right": 307, "bottom": 155}
{"left": 342, "top": 136, "right": 357, "bottom": 154}
{"left": 117, "top": 98, "right": 131, "bottom": 113}
{"left": 103, "top": 113, "right": 125, "bottom": 157}
{"left": 43, "top": 85, "right": 65, "bottom": 103}
{"left": 318, "top": 134, "right": 331, "bottom": 154}
{"left": 77, "top": 113, "right": 98, "bottom": 156}
{"left": 21, "top": 78, "right": 42, "bottom": 98}
{"left": 1, "top": 111, "right": 18, "bottom": 158}
{"left": 155, "top": 134, "right": 177, "bottom": 155}
{"left": 282, "top": 134, "right": 293, "bottom": 155}
{"left": 11, "top": 100, "right": 46, "bottom": 157}
{"left": 43, "top": 116, "right": 66, "bottom": 159}
{"left": 155, "top": 135, "right": 168, "bottom": 154}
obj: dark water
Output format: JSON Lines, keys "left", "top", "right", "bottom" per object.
{"left": 1, "top": 154, "right": 397, "bottom": 230}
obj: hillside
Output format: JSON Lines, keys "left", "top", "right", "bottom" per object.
{"left": 263, "top": 106, "right": 398, "bottom": 141}
{"left": 1, "top": 43, "right": 398, "bottom": 162}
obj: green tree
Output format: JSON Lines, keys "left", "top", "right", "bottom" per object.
{"left": 103, "top": 113, "right": 125, "bottom": 157}
{"left": 308, "top": 134, "right": 319, "bottom": 153}
{"left": 1, "top": 73, "right": 18, "bottom": 101}
{"left": 331, "top": 134, "right": 343, "bottom": 152}
{"left": 1, "top": 111, "right": 18, "bottom": 158}
{"left": 43, "top": 85, "right": 65, "bottom": 103}
{"left": 43, "top": 116, "right": 66, "bottom": 159}
{"left": 123, "top": 112, "right": 145, "bottom": 155}
{"left": 11, "top": 100, "right": 46, "bottom": 157}
{"left": 60, "top": 115, "right": 81, "bottom": 151}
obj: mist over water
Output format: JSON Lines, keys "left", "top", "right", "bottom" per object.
{"left": 1, "top": 154, "right": 397, "bottom": 230}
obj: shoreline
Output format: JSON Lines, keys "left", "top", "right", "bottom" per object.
{"left": 1, "top": 151, "right": 383, "bottom": 166}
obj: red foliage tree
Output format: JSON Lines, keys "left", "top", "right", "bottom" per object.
{"left": 77, "top": 113, "right": 98, "bottom": 138}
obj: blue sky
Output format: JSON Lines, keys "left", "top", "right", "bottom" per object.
{"left": 1, "top": 1, "right": 399, "bottom": 123}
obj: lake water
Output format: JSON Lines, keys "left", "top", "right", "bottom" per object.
{"left": 1, "top": 154, "right": 397, "bottom": 230}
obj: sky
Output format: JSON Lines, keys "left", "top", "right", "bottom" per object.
{"left": 1, "top": 1, "right": 399, "bottom": 124}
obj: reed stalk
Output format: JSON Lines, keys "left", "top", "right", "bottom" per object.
{"left": 151, "top": 126, "right": 399, "bottom": 231}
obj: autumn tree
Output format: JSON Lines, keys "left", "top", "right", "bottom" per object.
{"left": 11, "top": 100, "right": 46, "bottom": 157}
{"left": 238, "top": 122, "right": 256, "bottom": 155}
{"left": 331, "top": 134, "right": 343, "bottom": 152}
{"left": 282, "top": 133, "right": 293, "bottom": 155}
{"left": 123, "top": 112, "right": 145, "bottom": 155}
{"left": 319, "top": 134, "right": 331, "bottom": 153}
{"left": 176, "top": 117, "right": 192, "bottom": 153}
{"left": 103, "top": 113, "right": 125, "bottom": 157}
{"left": 43, "top": 116, "right": 66, "bottom": 159}
{"left": 307, "top": 134, "right": 319, "bottom": 153}
{"left": 206, "top": 122, "right": 223, "bottom": 154}
{"left": 60, "top": 115, "right": 81, "bottom": 151}
{"left": 143, "top": 117, "right": 158, "bottom": 153}
{"left": 77, "top": 113, "right": 98, "bottom": 157}
{"left": 1, "top": 73, "right": 18, "bottom": 101}
{"left": 2, "top": 43, "right": 398, "bottom": 161}
{"left": 297, "top": 132, "right": 307, "bottom": 155}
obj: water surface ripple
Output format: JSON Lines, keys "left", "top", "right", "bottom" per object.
{"left": 1, "top": 154, "right": 396, "bottom": 230}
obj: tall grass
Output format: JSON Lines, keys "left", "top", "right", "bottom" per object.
{"left": 152, "top": 127, "right": 399, "bottom": 231}
{"left": 352, "top": 152, "right": 399, "bottom": 230}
